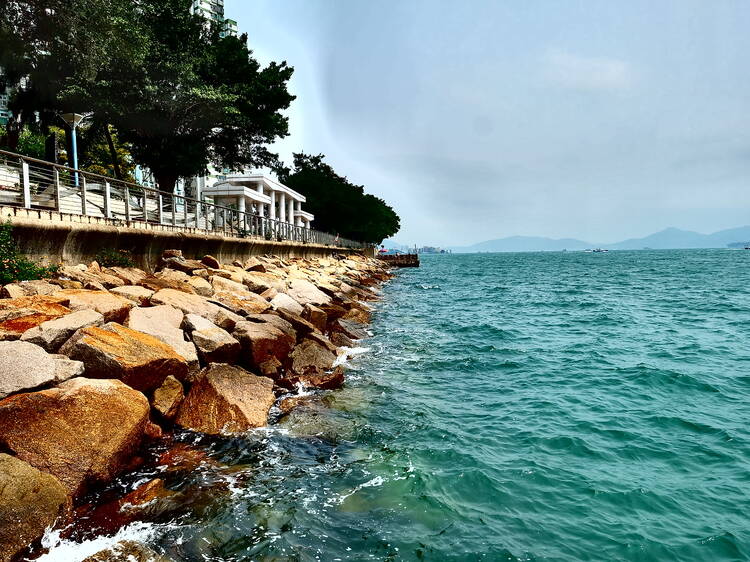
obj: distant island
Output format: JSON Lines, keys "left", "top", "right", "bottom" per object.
{"left": 444, "top": 226, "right": 750, "bottom": 253}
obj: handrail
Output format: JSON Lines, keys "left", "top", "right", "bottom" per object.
{"left": 0, "top": 149, "right": 370, "bottom": 250}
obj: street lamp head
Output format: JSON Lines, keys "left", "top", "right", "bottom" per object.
{"left": 60, "top": 113, "right": 86, "bottom": 129}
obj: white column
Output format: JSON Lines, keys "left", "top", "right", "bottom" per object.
{"left": 279, "top": 192, "right": 286, "bottom": 223}
{"left": 305, "top": 219, "right": 311, "bottom": 229}
{"left": 270, "top": 191, "right": 276, "bottom": 220}
{"left": 288, "top": 198, "right": 295, "bottom": 225}
{"left": 256, "top": 202, "right": 264, "bottom": 217}
{"left": 237, "top": 195, "right": 246, "bottom": 213}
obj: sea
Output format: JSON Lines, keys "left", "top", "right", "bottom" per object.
{"left": 41, "top": 250, "right": 750, "bottom": 561}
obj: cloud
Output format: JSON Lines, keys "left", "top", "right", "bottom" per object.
{"left": 544, "top": 50, "right": 635, "bottom": 91}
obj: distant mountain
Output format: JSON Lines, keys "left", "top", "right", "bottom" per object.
{"left": 451, "top": 226, "right": 750, "bottom": 253}
{"left": 451, "top": 236, "right": 591, "bottom": 253}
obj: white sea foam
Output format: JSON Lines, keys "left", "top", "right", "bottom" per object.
{"left": 36, "top": 521, "right": 166, "bottom": 562}
{"left": 333, "top": 346, "right": 371, "bottom": 368}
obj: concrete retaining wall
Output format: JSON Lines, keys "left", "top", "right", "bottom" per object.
{"left": 1, "top": 206, "right": 373, "bottom": 271}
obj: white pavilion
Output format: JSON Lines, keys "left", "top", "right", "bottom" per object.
{"left": 201, "top": 174, "right": 314, "bottom": 229}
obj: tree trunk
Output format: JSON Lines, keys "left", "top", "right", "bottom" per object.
{"left": 6, "top": 119, "right": 21, "bottom": 152}
{"left": 154, "top": 171, "right": 178, "bottom": 193}
{"left": 103, "top": 124, "right": 122, "bottom": 180}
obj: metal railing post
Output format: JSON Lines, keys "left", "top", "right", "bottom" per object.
{"left": 171, "top": 196, "right": 176, "bottom": 226}
{"left": 214, "top": 205, "right": 219, "bottom": 233}
{"left": 183, "top": 197, "right": 188, "bottom": 227}
{"left": 124, "top": 185, "right": 131, "bottom": 221}
{"left": 104, "top": 181, "right": 111, "bottom": 218}
{"left": 80, "top": 176, "right": 88, "bottom": 215}
{"left": 195, "top": 200, "right": 201, "bottom": 229}
{"left": 158, "top": 194, "right": 163, "bottom": 224}
{"left": 21, "top": 159, "right": 31, "bottom": 208}
{"left": 53, "top": 169, "right": 61, "bottom": 211}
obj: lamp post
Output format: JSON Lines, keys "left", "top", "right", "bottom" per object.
{"left": 60, "top": 113, "right": 85, "bottom": 186}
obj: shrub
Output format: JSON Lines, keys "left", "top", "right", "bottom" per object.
{"left": 0, "top": 221, "right": 58, "bottom": 284}
{"left": 94, "top": 248, "right": 135, "bottom": 268}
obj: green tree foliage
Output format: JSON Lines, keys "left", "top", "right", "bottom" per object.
{"left": 278, "top": 154, "right": 400, "bottom": 244}
{"left": 83, "top": 0, "right": 295, "bottom": 191}
{"left": 77, "top": 123, "right": 135, "bottom": 182}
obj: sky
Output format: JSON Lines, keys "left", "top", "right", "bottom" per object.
{"left": 227, "top": 0, "right": 750, "bottom": 246}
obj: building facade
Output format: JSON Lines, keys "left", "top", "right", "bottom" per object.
{"left": 191, "top": 0, "right": 237, "bottom": 37}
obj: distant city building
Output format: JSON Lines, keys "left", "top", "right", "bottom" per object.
{"left": 191, "top": 0, "right": 237, "bottom": 37}
{"left": 0, "top": 69, "right": 11, "bottom": 125}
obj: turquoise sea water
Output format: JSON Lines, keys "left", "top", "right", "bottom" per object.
{"left": 47, "top": 250, "right": 750, "bottom": 561}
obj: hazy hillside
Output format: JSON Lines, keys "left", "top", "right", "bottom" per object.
{"left": 451, "top": 226, "right": 750, "bottom": 253}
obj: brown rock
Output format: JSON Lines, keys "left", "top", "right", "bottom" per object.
{"left": 242, "top": 271, "right": 286, "bottom": 294}
{"left": 286, "top": 278, "right": 331, "bottom": 307}
{"left": 270, "top": 292, "right": 304, "bottom": 316}
{"left": 150, "top": 288, "right": 242, "bottom": 330}
{"left": 244, "top": 313, "right": 296, "bottom": 339}
{"left": 175, "top": 364, "right": 275, "bottom": 434}
{"left": 126, "top": 305, "right": 199, "bottom": 374}
{"left": 106, "top": 267, "right": 147, "bottom": 286}
{"left": 20, "top": 308, "right": 104, "bottom": 352}
{"left": 279, "top": 367, "right": 345, "bottom": 390}
{"left": 152, "top": 375, "right": 184, "bottom": 421}
{"left": 0, "top": 453, "right": 70, "bottom": 562}
{"left": 59, "top": 323, "right": 189, "bottom": 392}
{"left": 210, "top": 291, "right": 271, "bottom": 316}
{"left": 0, "top": 378, "right": 150, "bottom": 497}
{"left": 161, "top": 256, "right": 206, "bottom": 274}
{"left": 289, "top": 339, "right": 337, "bottom": 375}
{"left": 201, "top": 255, "right": 221, "bottom": 269}
{"left": 306, "top": 331, "right": 339, "bottom": 354}
{"left": 302, "top": 304, "right": 327, "bottom": 333}
{"left": 233, "top": 321, "right": 295, "bottom": 369}
{"left": 1, "top": 279, "right": 58, "bottom": 298}
{"left": 330, "top": 331, "right": 355, "bottom": 348}
{"left": 83, "top": 540, "right": 171, "bottom": 562}
{"left": 188, "top": 275, "right": 213, "bottom": 297}
{"left": 243, "top": 257, "right": 266, "bottom": 272}
{"left": 110, "top": 285, "right": 154, "bottom": 305}
{"left": 276, "top": 309, "right": 318, "bottom": 338}
{"left": 139, "top": 275, "right": 197, "bottom": 295}
{"left": 48, "top": 278, "right": 84, "bottom": 290}
{"left": 258, "top": 356, "right": 282, "bottom": 378}
{"left": 332, "top": 318, "right": 370, "bottom": 340}
{"left": 53, "top": 289, "right": 134, "bottom": 323}
{"left": 183, "top": 314, "right": 241, "bottom": 365}
{"left": 162, "top": 249, "right": 183, "bottom": 259}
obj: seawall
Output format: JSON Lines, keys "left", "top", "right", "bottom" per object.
{"left": 1, "top": 205, "right": 374, "bottom": 270}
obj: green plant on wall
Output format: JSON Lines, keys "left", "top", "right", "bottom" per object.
{"left": 0, "top": 221, "right": 58, "bottom": 284}
{"left": 94, "top": 248, "right": 135, "bottom": 268}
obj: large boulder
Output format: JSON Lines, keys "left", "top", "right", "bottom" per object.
{"left": 59, "top": 323, "right": 189, "bottom": 392}
{"left": 139, "top": 274, "right": 197, "bottom": 295}
{"left": 209, "top": 290, "right": 271, "bottom": 316}
{"left": 286, "top": 278, "right": 331, "bottom": 307}
{"left": 188, "top": 275, "right": 213, "bottom": 297}
{"left": 276, "top": 309, "right": 318, "bottom": 338}
{"left": 0, "top": 295, "right": 72, "bottom": 340}
{"left": 242, "top": 271, "right": 286, "bottom": 294}
{"left": 83, "top": 540, "right": 171, "bottom": 562}
{"left": 270, "top": 292, "right": 304, "bottom": 316}
{"left": 0, "top": 341, "right": 84, "bottom": 399}
{"left": 150, "top": 288, "right": 242, "bottom": 330}
{"left": 183, "top": 313, "right": 241, "bottom": 365}
{"left": 175, "top": 364, "right": 275, "bottom": 434}
{"left": 0, "top": 378, "right": 150, "bottom": 497}
{"left": 0, "top": 454, "right": 70, "bottom": 562}
{"left": 1, "top": 279, "right": 59, "bottom": 298}
{"left": 152, "top": 375, "right": 184, "bottom": 421}
{"left": 289, "top": 338, "right": 337, "bottom": 375}
{"left": 53, "top": 289, "right": 134, "bottom": 323}
{"left": 110, "top": 285, "right": 154, "bottom": 305}
{"left": 332, "top": 318, "right": 370, "bottom": 340}
{"left": 20, "top": 308, "right": 104, "bottom": 352}
{"left": 161, "top": 256, "right": 206, "bottom": 275}
{"left": 105, "top": 267, "right": 147, "bottom": 286}
{"left": 201, "top": 255, "right": 221, "bottom": 269}
{"left": 233, "top": 320, "right": 295, "bottom": 369}
{"left": 302, "top": 304, "right": 327, "bottom": 333}
{"left": 243, "top": 257, "right": 265, "bottom": 272}
{"left": 125, "top": 305, "right": 199, "bottom": 374}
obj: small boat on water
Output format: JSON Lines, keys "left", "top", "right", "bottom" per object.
{"left": 592, "top": 248, "right": 609, "bottom": 253}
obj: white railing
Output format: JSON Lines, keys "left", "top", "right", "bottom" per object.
{"left": 0, "top": 149, "right": 369, "bottom": 249}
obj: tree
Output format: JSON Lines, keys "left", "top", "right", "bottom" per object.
{"left": 0, "top": 0, "right": 145, "bottom": 149}
{"left": 278, "top": 153, "right": 400, "bottom": 243}
{"left": 83, "top": 0, "right": 295, "bottom": 192}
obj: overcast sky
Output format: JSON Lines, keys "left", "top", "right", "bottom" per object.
{"left": 227, "top": 0, "right": 750, "bottom": 246}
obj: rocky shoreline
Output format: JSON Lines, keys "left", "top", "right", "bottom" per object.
{"left": 0, "top": 251, "right": 391, "bottom": 561}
